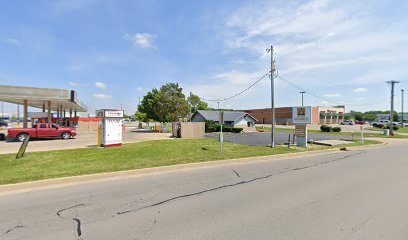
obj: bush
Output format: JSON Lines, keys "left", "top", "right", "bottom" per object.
{"left": 205, "top": 120, "right": 217, "bottom": 133}
{"left": 232, "top": 127, "right": 243, "bottom": 133}
{"left": 205, "top": 122, "right": 244, "bottom": 133}
{"left": 332, "top": 127, "right": 342, "bottom": 132}
{"left": 320, "top": 125, "right": 332, "bottom": 132}
{"left": 374, "top": 123, "right": 384, "bottom": 129}
{"left": 384, "top": 125, "right": 399, "bottom": 131}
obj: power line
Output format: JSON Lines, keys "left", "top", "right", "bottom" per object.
{"left": 201, "top": 73, "right": 270, "bottom": 102}
{"left": 277, "top": 75, "right": 389, "bottom": 107}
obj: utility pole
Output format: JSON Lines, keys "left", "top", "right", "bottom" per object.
{"left": 266, "top": 45, "right": 277, "bottom": 148}
{"left": 1, "top": 102, "right": 3, "bottom": 119}
{"left": 387, "top": 80, "right": 399, "bottom": 135}
{"left": 402, "top": 89, "right": 405, "bottom": 128}
{"left": 299, "top": 91, "right": 305, "bottom": 106}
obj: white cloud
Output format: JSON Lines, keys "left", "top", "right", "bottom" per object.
{"left": 124, "top": 33, "right": 156, "bottom": 49}
{"left": 69, "top": 81, "right": 80, "bottom": 86}
{"left": 93, "top": 93, "right": 112, "bottom": 100}
{"left": 95, "top": 82, "right": 107, "bottom": 89}
{"left": 5, "top": 38, "right": 21, "bottom": 45}
{"left": 136, "top": 87, "right": 144, "bottom": 92}
{"left": 352, "top": 87, "right": 368, "bottom": 93}
{"left": 323, "top": 93, "right": 341, "bottom": 98}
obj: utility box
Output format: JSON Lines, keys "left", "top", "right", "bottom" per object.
{"left": 96, "top": 109, "right": 124, "bottom": 147}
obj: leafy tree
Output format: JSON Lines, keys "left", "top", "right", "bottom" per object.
{"left": 135, "top": 111, "right": 149, "bottom": 123}
{"left": 138, "top": 88, "right": 160, "bottom": 121}
{"left": 155, "top": 83, "right": 189, "bottom": 122}
{"left": 187, "top": 93, "right": 208, "bottom": 113}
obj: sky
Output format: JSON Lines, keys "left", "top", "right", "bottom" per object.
{"left": 1, "top": 0, "right": 408, "bottom": 116}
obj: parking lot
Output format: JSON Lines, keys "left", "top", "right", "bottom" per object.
{"left": 0, "top": 127, "right": 172, "bottom": 154}
{"left": 206, "top": 131, "right": 353, "bottom": 146}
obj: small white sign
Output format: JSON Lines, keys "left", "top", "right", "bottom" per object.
{"left": 292, "top": 106, "right": 312, "bottom": 124}
{"left": 104, "top": 110, "right": 124, "bottom": 118}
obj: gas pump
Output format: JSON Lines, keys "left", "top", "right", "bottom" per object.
{"left": 96, "top": 109, "right": 124, "bottom": 147}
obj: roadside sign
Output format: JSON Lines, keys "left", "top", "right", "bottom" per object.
{"left": 16, "top": 135, "right": 30, "bottom": 159}
{"left": 292, "top": 106, "right": 312, "bottom": 124}
{"left": 295, "top": 125, "right": 306, "bottom": 137}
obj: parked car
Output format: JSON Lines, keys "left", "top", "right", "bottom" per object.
{"left": 354, "top": 120, "right": 367, "bottom": 125}
{"left": 7, "top": 123, "right": 76, "bottom": 142}
{"left": 341, "top": 120, "right": 354, "bottom": 125}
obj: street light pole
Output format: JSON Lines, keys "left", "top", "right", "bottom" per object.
{"left": 300, "top": 91, "right": 305, "bottom": 106}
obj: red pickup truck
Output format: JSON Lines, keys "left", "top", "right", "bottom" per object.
{"left": 8, "top": 123, "right": 77, "bottom": 142}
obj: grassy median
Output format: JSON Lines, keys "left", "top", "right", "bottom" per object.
{"left": 0, "top": 138, "right": 380, "bottom": 185}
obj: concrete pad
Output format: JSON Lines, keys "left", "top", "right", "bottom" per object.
{"left": 310, "top": 139, "right": 355, "bottom": 146}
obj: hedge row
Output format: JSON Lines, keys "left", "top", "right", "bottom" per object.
{"left": 320, "top": 125, "right": 341, "bottom": 132}
{"left": 204, "top": 120, "right": 243, "bottom": 133}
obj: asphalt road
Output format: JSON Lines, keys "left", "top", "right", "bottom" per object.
{"left": 1, "top": 141, "right": 408, "bottom": 239}
{"left": 206, "top": 131, "right": 352, "bottom": 146}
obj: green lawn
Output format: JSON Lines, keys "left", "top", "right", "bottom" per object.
{"left": 0, "top": 138, "right": 380, "bottom": 185}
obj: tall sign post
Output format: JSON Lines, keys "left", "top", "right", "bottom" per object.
{"left": 292, "top": 106, "right": 312, "bottom": 148}
{"left": 96, "top": 109, "right": 124, "bottom": 147}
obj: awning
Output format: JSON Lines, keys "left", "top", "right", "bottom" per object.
{"left": 0, "top": 85, "right": 87, "bottom": 112}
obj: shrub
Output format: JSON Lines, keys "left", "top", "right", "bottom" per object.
{"left": 375, "top": 123, "right": 384, "bottom": 129}
{"left": 332, "top": 127, "right": 342, "bottom": 132}
{"left": 320, "top": 125, "right": 332, "bottom": 132}
{"left": 232, "top": 127, "right": 243, "bottom": 133}
{"left": 205, "top": 120, "right": 217, "bottom": 133}
{"left": 384, "top": 125, "right": 399, "bottom": 131}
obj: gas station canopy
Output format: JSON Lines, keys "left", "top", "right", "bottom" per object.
{"left": 0, "top": 85, "right": 87, "bottom": 112}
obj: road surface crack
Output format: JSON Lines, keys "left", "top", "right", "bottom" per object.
{"left": 232, "top": 169, "right": 241, "bottom": 177}
{"left": 117, "top": 150, "right": 365, "bottom": 216}
{"left": 3, "top": 225, "right": 24, "bottom": 235}
{"left": 56, "top": 204, "right": 85, "bottom": 218}
{"left": 73, "top": 218, "right": 83, "bottom": 240}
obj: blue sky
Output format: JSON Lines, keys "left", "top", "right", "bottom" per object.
{"left": 1, "top": 0, "right": 408, "bottom": 115}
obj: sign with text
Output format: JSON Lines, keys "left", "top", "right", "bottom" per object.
{"left": 292, "top": 106, "right": 312, "bottom": 124}
{"left": 96, "top": 110, "right": 124, "bottom": 118}
{"left": 295, "top": 125, "right": 306, "bottom": 137}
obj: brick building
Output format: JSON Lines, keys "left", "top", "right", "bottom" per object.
{"left": 244, "top": 106, "right": 345, "bottom": 125}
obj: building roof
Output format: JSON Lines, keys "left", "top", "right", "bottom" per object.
{"left": 0, "top": 85, "right": 87, "bottom": 112}
{"left": 194, "top": 110, "right": 257, "bottom": 122}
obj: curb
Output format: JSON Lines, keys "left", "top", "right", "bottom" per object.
{"left": 0, "top": 140, "right": 388, "bottom": 196}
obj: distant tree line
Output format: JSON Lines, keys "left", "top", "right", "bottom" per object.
{"left": 344, "top": 110, "right": 399, "bottom": 122}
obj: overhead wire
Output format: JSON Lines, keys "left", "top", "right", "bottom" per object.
{"left": 201, "top": 73, "right": 270, "bottom": 102}
{"left": 277, "top": 75, "right": 389, "bottom": 107}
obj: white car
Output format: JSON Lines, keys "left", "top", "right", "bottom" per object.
{"left": 341, "top": 120, "right": 354, "bottom": 125}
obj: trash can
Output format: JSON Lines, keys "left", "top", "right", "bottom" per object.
{"left": 383, "top": 129, "right": 390, "bottom": 136}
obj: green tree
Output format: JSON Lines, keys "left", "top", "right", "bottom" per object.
{"left": 135, "top": 111, "right": 149, "bottom": 123}
{"left": 187, "top": 93, "right": 208, "bottom": 113}
{"left": 138, "top": 88, "right": 160, "bottom": 121}
{"left": 156, "top": 83, "right": 189, "bottom": 122}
